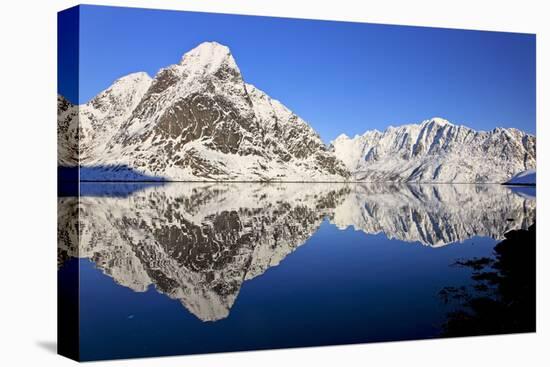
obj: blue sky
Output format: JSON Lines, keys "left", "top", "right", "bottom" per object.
{"left": 61, "top": 5, "right": 536, "bottom": 143}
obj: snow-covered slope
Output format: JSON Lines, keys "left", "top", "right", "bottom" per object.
{"left": 57, "top": 73, "right": 152, "bottom": 167}
{"left": 79, "top": 72, "right": 153, "bottom": 164}
{"left": 331, "top": 118, "right": 536, "bottom": 183}
{"left": 505, "top": 169, "right": 536, "bottom": 185}
{"left": 57, "top": 95, "right": 79, "bottom": 167}
{"left": 58, "top": 42, "right": 349, "bottom": 181}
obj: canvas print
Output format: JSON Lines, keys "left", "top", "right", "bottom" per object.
{"left": 57, "top": 5, "right": 536, "bottom": 361}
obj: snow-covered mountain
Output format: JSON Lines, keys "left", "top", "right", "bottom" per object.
{"left": 58, "top": 183, "right": 534, "bottom": 320}
{"left": 331, "top": 118, "right": 536, "bottom": 183}
{"left": 58, "top": 43, "right": 536, "bottom": 183}
{"left": 58, "top": 42, "right": 349, "bottom": 181}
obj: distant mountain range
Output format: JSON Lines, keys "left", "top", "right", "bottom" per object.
{"left": 58, "top": 42, "right": 536, "bottom": 183}
{"left": 331, "top": 118, "right": 536, "bottom": 183}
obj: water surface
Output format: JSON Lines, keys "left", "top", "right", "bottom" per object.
{"left": 58, "top": 183, "right": 536, "bottom": 360}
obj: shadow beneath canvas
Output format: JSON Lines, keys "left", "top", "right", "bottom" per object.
{"left": 36, "top": 340, "right": 57, "bottom": 354}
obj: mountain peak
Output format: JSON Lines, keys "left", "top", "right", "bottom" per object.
{"left": 422, "top": 117, "right": 453, "bottom": 127}
{"left": 179, "top": 41, "right": 239, "bottom": 76}
{"left": 89, "top": 72, "right": 152, "bottom": 109}
{"left": 95, "top": 72, "right": 152, "bottom": 99}
{"left": 333, "top": 133, "right": 350, "bottom": 142}
{"left": 113, "top": 71, "right": 152, "bottom": 84}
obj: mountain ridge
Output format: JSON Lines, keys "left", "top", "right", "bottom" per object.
{"left": 58, "top": 42, "right": 536, "bottom": 183}
{"left": 330, "top": 117, "right": 535, "bottom": 183}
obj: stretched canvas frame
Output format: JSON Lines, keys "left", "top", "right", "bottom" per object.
{"left": 58, "top": 4, "right": 536, "bottom": 362}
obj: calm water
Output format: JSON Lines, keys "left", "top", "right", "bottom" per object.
{"left": 58, "top": 183, "right": 536, "bottom": 361}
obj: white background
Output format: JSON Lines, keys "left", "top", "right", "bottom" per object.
{"left": 0, "top": 0, "right": 548, "bottom": 365}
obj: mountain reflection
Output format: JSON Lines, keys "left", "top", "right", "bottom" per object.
{"left": 331, "top": 184, "right": 535, "bottom": 246}
{"left": 58, "top": 183, "right": 535, "bottom": 321}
